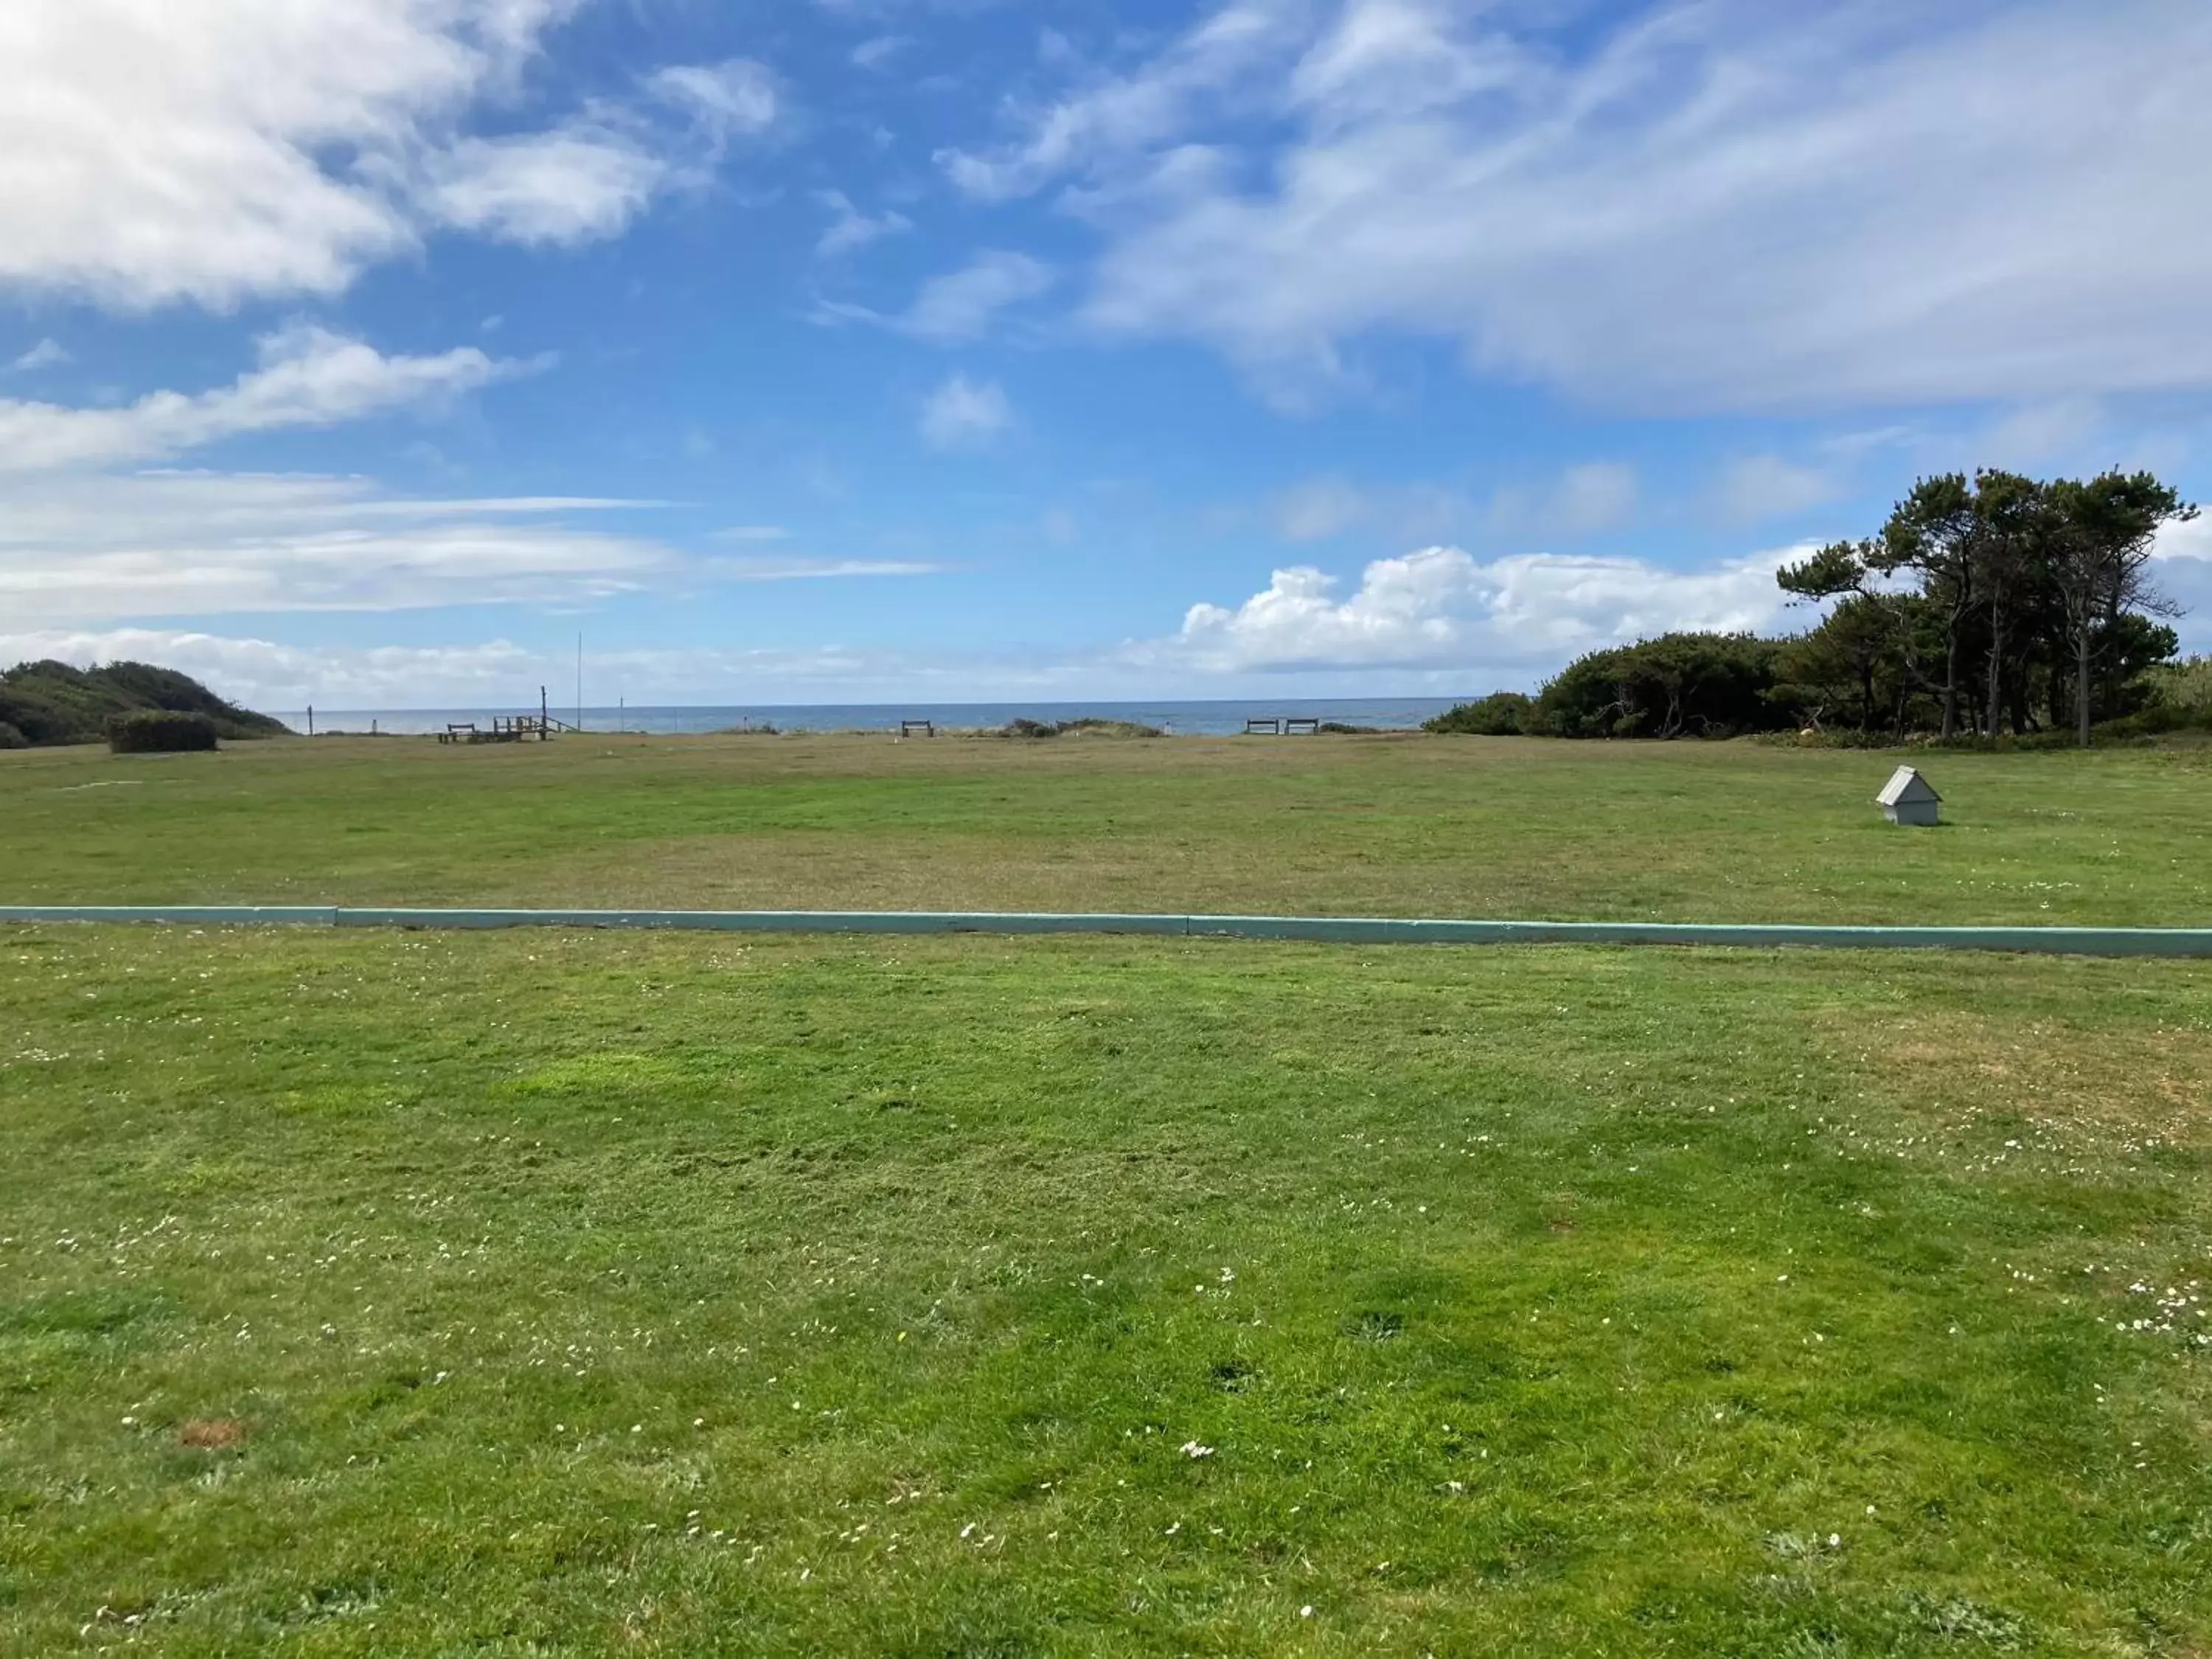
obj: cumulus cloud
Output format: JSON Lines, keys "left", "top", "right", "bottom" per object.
{"left": 0, "top": 1, "right": 774, "bottom": 309}
{"left": 0, "top": 326, "right": 522, "bottom": 475}
{"left": 950, "top": 0, "right": 2212, "bottom": 411}
{"left": 918, "top": 375, "right": 1012, "bottom": 450}
{"left": 1160, "top": 543, "right": 1804, "bottom": 675}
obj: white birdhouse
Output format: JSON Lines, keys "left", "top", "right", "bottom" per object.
{"left": 1875, "top": 764, "right": 1941, "bottom": 826}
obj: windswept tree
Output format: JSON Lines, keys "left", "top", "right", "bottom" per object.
{"left": 1870, "top": 476, "right": 1981, "bottom": 739}
{"left": 1965, "top": 470, "right": 2049, "bottom": 742}
{"left": 2046, "top": 473, "right": 2197, "bottom": 745}
{"left": 1774, "top": 467, "right": 2191, "bottom": 743}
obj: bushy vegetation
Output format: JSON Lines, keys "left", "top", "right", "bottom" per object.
{"left": 1001, "top": 717, "right": 1164, "bottom": 739}
{"left": 1422, "top": 691, "right": 1533, "bottom": 735}
{"left": 1428, "top": 467, "right": 2196, "bottom": 745}
{"left": 0, "top": 659, "right": 287, "bottom": 748}
{"left": 107, "top": 709, "right": 220, "bottom": 754}
{"left": 2138, "top": 655, "right": 2212, "bottom": 721}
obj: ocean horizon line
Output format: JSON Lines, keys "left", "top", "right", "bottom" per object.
{"left": 268, "top": 695, "right": 1472, "bottom": 739}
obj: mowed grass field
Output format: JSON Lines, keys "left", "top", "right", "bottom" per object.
{"left": 2, "top": 928, "right": 2209, "bottom": 1654}
{"left": 1, "top": 730, "right": 2210, "bottom": 922}
{"left": 3, "top": 735, "right": 2211, "bottom": 1652}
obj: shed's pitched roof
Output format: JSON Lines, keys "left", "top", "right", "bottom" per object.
{"left": 1875, "top": 764, "right": 1941, "bottom": 806}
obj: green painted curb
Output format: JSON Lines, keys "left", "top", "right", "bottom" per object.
{"left": 1, "top": 905, "right": 2209, "bottom": 956}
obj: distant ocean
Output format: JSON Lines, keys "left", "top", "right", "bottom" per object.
{"left": 271, "top": 697, "right": 1468, "bottom": 738}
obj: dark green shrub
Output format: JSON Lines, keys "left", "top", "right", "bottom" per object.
{"left": 1425, "top": 692, "right": 1533, "bottom": 735}
{"left": 0, "top": 720, "right": 26, "bottom": 750}
{"left": 1537, "top": 633, "right": 1790, "bottom": 739}
{"left": 108, "top": 711, "right": 219, "bottom": 754}
{"left": 1001, "top": 717, "right": 1163, "bottom": 739}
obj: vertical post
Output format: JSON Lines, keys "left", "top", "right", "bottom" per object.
{"left": 306, "top": 704, "right": 314, "bottom": 737}
{"left": 541, "top": 685, "right": 549, "bottom": 740}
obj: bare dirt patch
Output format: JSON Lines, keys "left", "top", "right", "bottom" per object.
{"left": 177, "top": 1419, "right": 245, "bottom": 1450}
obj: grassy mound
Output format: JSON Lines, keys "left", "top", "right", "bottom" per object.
{"left": 0, "top": 659, "right": 288, "bottom": 748}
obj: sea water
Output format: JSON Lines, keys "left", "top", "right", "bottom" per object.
{"left": 271, "top": 697, "right": 1468, "bottom": 737}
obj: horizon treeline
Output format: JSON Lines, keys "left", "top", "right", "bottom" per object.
{"left": 1432, "top": 468, "right": 2199, "bottom": 744}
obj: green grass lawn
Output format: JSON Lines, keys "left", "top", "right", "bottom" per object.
{"left": 3, "top": 924, "right": 2209, "bottom": 1655}
{"left": 2, "top": 731, "right": 2210, "bottom": 923}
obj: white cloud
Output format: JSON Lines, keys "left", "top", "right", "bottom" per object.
{"left": 647, "top": 59, "right": 779, "bottom": 150}
{"left": 939, "top": 1, "right": 1304, "bottom": 201}
{"left": 0, "top": 326, "right": 521, "bottom": 475}
{"left": 814, "top": 189, "right": 913, "bottom": 259}
{"left": 0, "top": 470, "right": 941, "bottom": 627}
{"left": 902, "top": 251, "right": 1055, "bottom": 343}
{"left": 0, "top": 472, "right": 676, "bottom": 625}
{"left": 0, "top": 627, "right": 547, "bottom": 712}
{"left": 417, "top": 124, "right": 669, "bottom": 246}
{"left": 1713, "top": 456, "right": 1843, "bottom": 526}
{"left": 10, "top": 339, "right": 70, "bottom": 372}
{"left": 918, "top": 375, "right": 1012, "bottom": 450}
{"left": 968, "top": 0, "right": 2212, "bottom": 411}
{"left": 0, "top": 628, "right": 956, "bottom": 712}
{"left": 1161, "top": 543, "right": 1803, "bottom": 674}
{"left": 0, "top": 1, "right": 772, "bottom": 309}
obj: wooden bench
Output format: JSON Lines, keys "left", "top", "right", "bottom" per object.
{"left": 1282, "top": 717, "right": 1321, "bottom": 735}
{"left": 1242, "top": 717, "right": 1282, "bottom": 735}
{"left": 900, "top": 719, "right": 936, "bottom": 739}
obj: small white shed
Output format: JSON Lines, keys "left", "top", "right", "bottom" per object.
{"left": 1876, "top": 765, "right": 1941, "bottom": 826}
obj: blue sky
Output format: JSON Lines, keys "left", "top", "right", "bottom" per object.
{"left": 3, "top": 0, "right": 2209, "bottom": 709}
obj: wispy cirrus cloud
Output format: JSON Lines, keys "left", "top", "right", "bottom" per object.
{"left": 0, "top": 325, "right": 529, "bottom": 476}
{"left": 0, "top": 469, "right": 943, "bottom": 627}
{"left": 945, "top": 0, "right": 2212, "bottom": 413}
